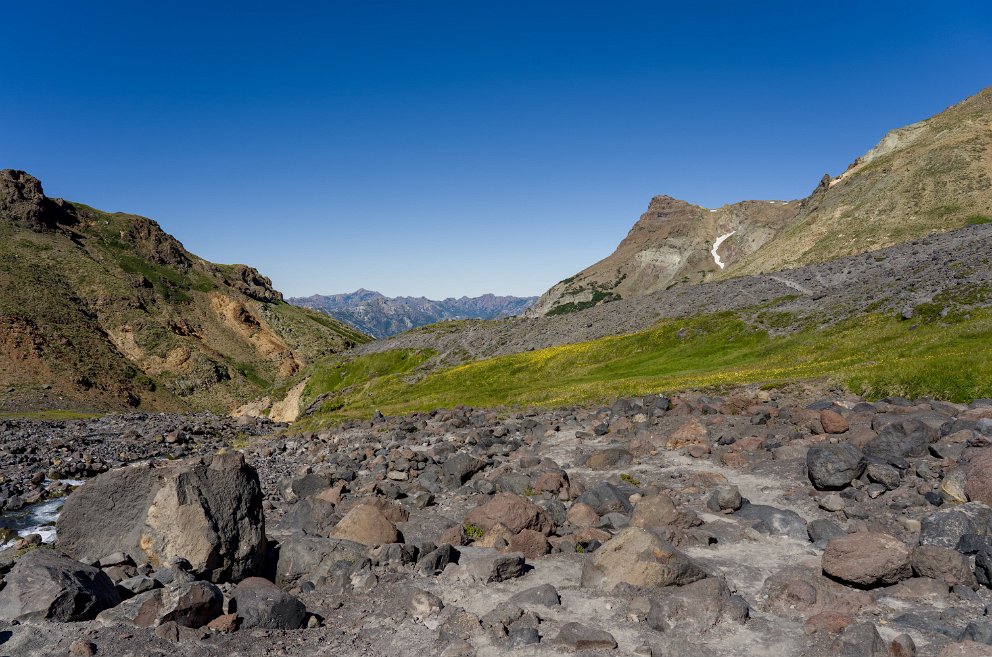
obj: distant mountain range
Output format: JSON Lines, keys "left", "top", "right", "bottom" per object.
{"left": 288, "top": 289, "right": 537, "bottom": 338}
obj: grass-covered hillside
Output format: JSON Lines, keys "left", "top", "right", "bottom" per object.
{"left": 0, "top": 170, "right": 369, "bottom": 413}
{"left": 292, "top": 288, "right": 992, "bottom": 429}
{"left": 728, "top": 86, "right": 992, "bottom": 277}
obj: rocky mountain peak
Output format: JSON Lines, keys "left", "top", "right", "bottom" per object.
{"left": 0, "top": 169, "right": 76, "bottom": 232}
{"left": 222, "top": 265, "right": 284, "bottom": 302}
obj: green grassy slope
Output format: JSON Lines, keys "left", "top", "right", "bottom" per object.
{"left": 294, "top": 300, "right": 992, "bottom": 428}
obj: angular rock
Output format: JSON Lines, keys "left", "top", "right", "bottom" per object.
{"left": 920, "top": 503, "right": 992, "bottom": 548}
{"left": 0, "top": 549, "right": 120, "bottom": 622}
{"left": 833, "top": 622, "right": 888, "bottom": 657}
{"left": 275, "top": 535, "right": 365, "bottom": 586}
{"left": 910, "top": 545, "right": 976, "bottom": 587}
{"left": 96, "top": 581, "right": 222, "bottom": 628}
{"left": 329, "top": 504, "right": 399, "bottom": 546}
{"left": 822, "top": 532, "right": 911, "bottom": 587}
{"left": 56, "top": 452, "right": 266, "bottom": 583}
{"left": 630, "top": 494, "right": 685, "bottom": 529}
{"left": 552, "top": 622, "right": 617, "bottom": 651}
{"left": 508, "top": 529, "right": 549, "bottom": 558}
{"left": 574, "top": 483, "right": 634, "bottom": 516}
{"left": 706, "top": 485, "right": 743, "bottom": 512}
{"left": 581, "top": 527, "right": 707, "bottom": 590}
{"left": 232, "top": 577, "right": 307, "bottom": 629}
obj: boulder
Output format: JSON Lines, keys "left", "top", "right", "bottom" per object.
{"left": 574, "top": 483, "right": 634, "bottom": 515}
{"left": 329, "top": 504, "right": 399, "bottom": 546}
{"left": 509, "top": 583, "right": 561, "bottom": 607}
{"left": 832, "top": 622, "right": 889, "bottom": 657}
{"left": 96, "top": 581, "right": 222, "bottom": 628}
{"left": 274, "top": 497, "right": 338, "bottom": 536}
{"left": 865, "top": 419, "right": 937, "bottom": 461}
{"left": 631, "top": 494, "right": 694, "bottom": 529}
{"left": 807, "top": 443, "right": 866, "bottom": 490}
{"left": 910, "top": 545, "right": 976, "bottom": 587}
{"left": 965, "top": 449, "right": 992, "bottom": 506}
{"left": 0, "top": 549, "right": 121, "bottom": 622}
{"left": 56, "top": 452, "right": 266, "bottom": 583}
{"left": 232, "top": 577, "right": 307, "bottom": 629}
{"left": 508, "top": 529, "right": 549, "bottom": 558}
{"left": 275, "top": 535, "right": 365, "bottom": 586}
{"left": 733, "top": 504, "right": 808, "bottom": 540}
{"left": 762, "top": 567, "right": 872, "bottom": 620}
{"left": 646, "top": 577, "right": 749, "bottom": 635}
{"left": 920, "top": 503, "right": 992, "bottom": 548}
{"left": 464, "top": 493, "right": 554, "bottom": 535}
{"left": 580, "top": 527, "right": 707, "bottom": 590}
{"left": 822, "top": 532, "right": 911, "bottom": 587}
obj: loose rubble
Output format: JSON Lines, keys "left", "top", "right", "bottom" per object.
{"left": 2, "top": 388, "right": 992, "bottom": 655}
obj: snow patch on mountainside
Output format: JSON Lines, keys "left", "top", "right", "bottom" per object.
{"left": 711, "top": 231, "right": 737, "bottom": 269}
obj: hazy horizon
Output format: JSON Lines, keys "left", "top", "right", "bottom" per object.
{"left": 3, "top": 1, "right": 990, "bottom": 298}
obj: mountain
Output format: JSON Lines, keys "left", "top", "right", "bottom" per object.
{"left": 288, "top": 289, "right": 537, "bottom": 338}
{"left": 528, "top": 196, "right": 800, "bottom": 315}
{"left": 729, "top": 86, "right": 992, "bottom": 275}
{"left": 531, "top": 86, "right": 992, "bottom": 315}
{"left": 0, "top": 170, "right": 369, "bottom": 413}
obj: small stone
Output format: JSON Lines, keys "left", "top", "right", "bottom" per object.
{"left": 68, "top": 640, "right": 97, "bottom": 656}
{"left": 552, "top": 622, "right": 617, "bottom": 651}
{"left": 819, "top": 494, "right": 845, "bottom": 512}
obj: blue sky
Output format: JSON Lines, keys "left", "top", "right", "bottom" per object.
{"left": 2, "top": 1, "right": 990, "bottom": 298}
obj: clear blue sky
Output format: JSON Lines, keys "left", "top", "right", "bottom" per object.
{"left": 2, "top": 1, "right": 990, "bottom": 298}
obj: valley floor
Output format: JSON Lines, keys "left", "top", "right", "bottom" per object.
{"left": 1, "top": 386, "right": 992, "bottom": 656}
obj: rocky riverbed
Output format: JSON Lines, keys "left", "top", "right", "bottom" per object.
{"left": 2, "top": 387, "right": 992, "bottom": 656}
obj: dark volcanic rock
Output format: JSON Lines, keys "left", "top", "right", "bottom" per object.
{"left": 0, "top": 169, "right": 76, "bottom": 232}
{"left": 56, "top": 451, "right": 267, "bottom": 582}
{"left": 0, "top": 549, "right": 120, "bottom": 622}
{"left": 232, "top": 577, "right": 307, "bottom": 629}
{"left": 806, "top": 443, "right": 866, "bottom": 490}
{"left": 920, "top": 503, "right": 992, "bottom": 548}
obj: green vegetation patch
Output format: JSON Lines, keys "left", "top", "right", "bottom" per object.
{"left": 296, "top": 306, "right": 992, "bottom": 429}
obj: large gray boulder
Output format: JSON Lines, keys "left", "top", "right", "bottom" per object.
{"left": 56, "top": 451, "right": 266, "bottom": 583}
{"left": 0, "top": 549, "right": 121, "bottom": 622}
{"left": 806, "top": 443, "right": 866, "bottom": 490}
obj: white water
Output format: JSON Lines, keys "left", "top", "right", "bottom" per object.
{"left": 0, "top": 479, "right": 86, "bottom": 548}
{"left": 710, "top": 231, "right": 737, "bottom": 269}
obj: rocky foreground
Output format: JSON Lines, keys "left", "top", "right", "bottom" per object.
{"left": 2, "top": 389, "right": 992, "bottom": 655}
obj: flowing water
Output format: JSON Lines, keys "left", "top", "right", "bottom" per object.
{"left": 0, "top": 479, "right": 85, "bottom": 548}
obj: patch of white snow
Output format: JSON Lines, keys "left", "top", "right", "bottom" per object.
{"left": 711, "top": 231, "right": 736, "bottom": 269}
